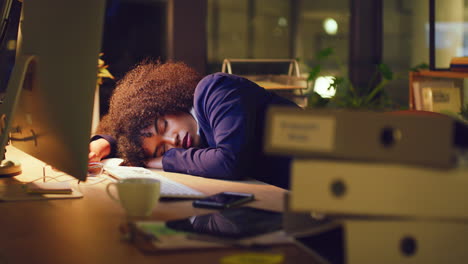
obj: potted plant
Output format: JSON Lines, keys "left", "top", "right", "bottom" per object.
{"left": 306, "top": 48, "right": 428, "bottom": 111}
{"left": 92, "top": 53, "right": 114, "bottom": 134}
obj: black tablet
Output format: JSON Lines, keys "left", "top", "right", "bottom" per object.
{"left": 165, "top": 206, "right": 283, "bottom": 239}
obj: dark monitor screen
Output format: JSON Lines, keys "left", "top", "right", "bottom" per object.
{"left": 0, "top": 0, "right": 18, "bottom": 94}
{"left": 0, "top": 0, "right": 13, "bottom": 45}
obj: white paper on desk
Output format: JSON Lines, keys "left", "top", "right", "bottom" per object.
{"left": 101, "top": 158, "right": 124, "bottom": 167}
{"left": 0, "top": 184, "right": 83, "bottom": 201}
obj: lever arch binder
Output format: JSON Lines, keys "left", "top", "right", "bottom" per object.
{"left": 283, "top": 190, "right": 468, "bottom": 264}
{"left": 291, "top": 217, "right": 468, "bottom": 264}
{"left": 264, "top": 106, "right": 467, "bottom": 168}
{"left": 289, "top": 158, "right": 468, "bottom": 219}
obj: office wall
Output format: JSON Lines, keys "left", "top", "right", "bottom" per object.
{"left": 99, "top": 0, "right": 167, "bottom": 116}
{"left": 167, "top": 0, "right": 207, "bottom": 74}
{"left": 382, "top": 0, "right": 414, "bottom": 107}
{"left": 206, "top": 0, "right": 293, "bottom": 73}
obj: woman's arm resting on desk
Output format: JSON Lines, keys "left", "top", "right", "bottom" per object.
{"left": 146, "top": 156, "right": 163, "bottom": 169}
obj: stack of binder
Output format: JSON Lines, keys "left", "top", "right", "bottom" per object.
{"left": 264, "top": 106, "right": 468, "bottom": 264}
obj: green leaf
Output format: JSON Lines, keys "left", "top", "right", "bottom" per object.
{"left": 307, "top": 92, "right": 330, "bottom": 108}
{"left": 363, "top": 78, "right": 389, "bottom": 104}
{"left": 330, "top": 77, "right": 344, "bottom": 88}
{"left": 98, "top": 58, "right": 105, "bottom": 68}
{"left": 410, "top": 62, "right": 429, "bottom": 72}
{"left": 307, "top": 65, "right": 321, "bottom": 81}
{"left": 378, "top": 63, "right": 393, "bottom": 80}
{"left": 317, "top": 47, "right": 333, "bottom": 61}
{"left": 98, "top": 68, "right": 114, "bottom": 78}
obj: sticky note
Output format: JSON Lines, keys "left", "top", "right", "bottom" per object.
{"left": 220, "top": 253, "right": 284, "bottom": 264}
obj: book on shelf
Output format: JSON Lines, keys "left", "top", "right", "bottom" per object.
{"left": 421, "top": 86, "right": 461, "bottom": 114}
{"left": 264, "top": 106, "right": 462, "bottom": 169}
{"left": 289, "top": 158, "right": 468, "bottom": 220}
{"left": 413, "top": 79, "right": 454, "bottom": 110}
{"left": 412, "top": 79, "right": 462, "bottom": 114}
{"left": 450, "top": 56, "right": 468, "bottom": 72}
{"left": 412, "top": 81, "right": 422, "bottom": 110}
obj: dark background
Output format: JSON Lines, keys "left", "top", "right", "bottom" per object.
{"left": 0, "top": 0, "right": 168, "bottom": 117}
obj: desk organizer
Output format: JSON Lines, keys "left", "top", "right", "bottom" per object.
{"left": 221, "top": 58, "right": 307, "bottom": 90}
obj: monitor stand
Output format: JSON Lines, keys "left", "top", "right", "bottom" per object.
{"left": 0, "top": 158, "right": 21, "bottom": 176}
{"left": 0, "top": 55, "right": 35, "bottom": 177}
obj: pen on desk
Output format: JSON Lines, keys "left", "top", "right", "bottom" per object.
{"left": 102, "top": 170, "right": 117, "bottom": 182}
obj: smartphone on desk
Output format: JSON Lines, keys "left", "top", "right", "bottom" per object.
{"left": 192, "top": 192, "right": 255, "bottom": 209}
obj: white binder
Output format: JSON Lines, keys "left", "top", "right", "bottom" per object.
{"left": 264, "top": 106, "right": 462, "bottom": 168}
{"left": 291, "top": 217, "right": 468, "bottom": 264}
{"left": 289, "top": 159, "right": 468, "bottom": 219}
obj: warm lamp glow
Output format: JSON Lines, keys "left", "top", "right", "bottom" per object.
{"left": 323, "top": 18, "right": 338, "bottom": 35}
{"left": 278, "top": 17, "right": 288, "bottom": 27}
{"left": 314, "top": 76, "right": 336, "bottom": 98}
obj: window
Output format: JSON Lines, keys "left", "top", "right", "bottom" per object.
{"left": 206, "top": 0, "right": 350, "bottom": 80}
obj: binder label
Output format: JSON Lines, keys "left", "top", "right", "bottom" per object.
{"left": 270, "top": 114, "right": 336, "bottom": 152}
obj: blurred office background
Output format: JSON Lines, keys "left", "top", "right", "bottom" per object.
{"left": 3, "top": 0, "right": 467, "bottom": 116}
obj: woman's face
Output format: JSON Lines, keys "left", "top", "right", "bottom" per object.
{"left": 140, "top": 112, "right": 200, "bottom": 158}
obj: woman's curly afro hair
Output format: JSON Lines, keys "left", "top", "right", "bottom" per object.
{"left": 97, "top": 60, "right": 203, "bottom": 167}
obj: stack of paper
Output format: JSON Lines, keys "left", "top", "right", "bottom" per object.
{"left": 450, "top": 57, "right": 468, "bottom": 72}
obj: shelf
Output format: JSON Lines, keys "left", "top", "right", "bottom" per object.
{"left": 243, "top": 74, "right": 307, "bottom": 91}
{"left": 409, "top": 70, "right": 466, "bottom": 111}
{"left": 253, "top": 81, "right": 305, "bottom": 90}
{"left": 411, "top": 70, "right": 468, "bottom": 79}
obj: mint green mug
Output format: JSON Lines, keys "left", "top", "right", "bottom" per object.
{"left": 106, "top": 178, "right": 161, "bottom": 217}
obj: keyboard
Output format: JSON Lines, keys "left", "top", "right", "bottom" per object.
{"left": 104, "top": 166, "right": 206, "bottom": 199}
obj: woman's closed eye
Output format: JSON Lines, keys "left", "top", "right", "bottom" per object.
{"left": 154, "top": 143, "right": 167, "bottom": 158}
{"left": 155, "top": 117, "right": 168, "bottom": 135}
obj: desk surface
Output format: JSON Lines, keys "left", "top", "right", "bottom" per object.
{"left": 0, "top": 146, "right": 318, "bottom": 264}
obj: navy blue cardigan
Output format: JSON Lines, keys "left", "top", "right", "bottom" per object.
{"left": 162, "top": 73, "right": 298, "bottom": 189}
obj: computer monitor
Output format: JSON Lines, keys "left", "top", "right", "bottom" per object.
{"left": 0, "top": 0, "right": 13, "bottom": 46}
{"left": 0, "top": 0, "right": 17, "bottom": 94}
{"left": 0, "top": 0, "right": 106, "bottom": 181}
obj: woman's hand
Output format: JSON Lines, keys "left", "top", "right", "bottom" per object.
{"left": 88, "top": 138, "right": 111, "bottom": 162}
{"left": 146, "top": 156, "right": 163, "bottom": 169}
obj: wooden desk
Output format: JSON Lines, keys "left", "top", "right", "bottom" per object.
{"left": 0, "top": 146, "right": 318, "bottom": 264}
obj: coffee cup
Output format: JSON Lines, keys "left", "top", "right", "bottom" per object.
{"left": 106, "top": 178, "right": 161, "bottom": 217}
